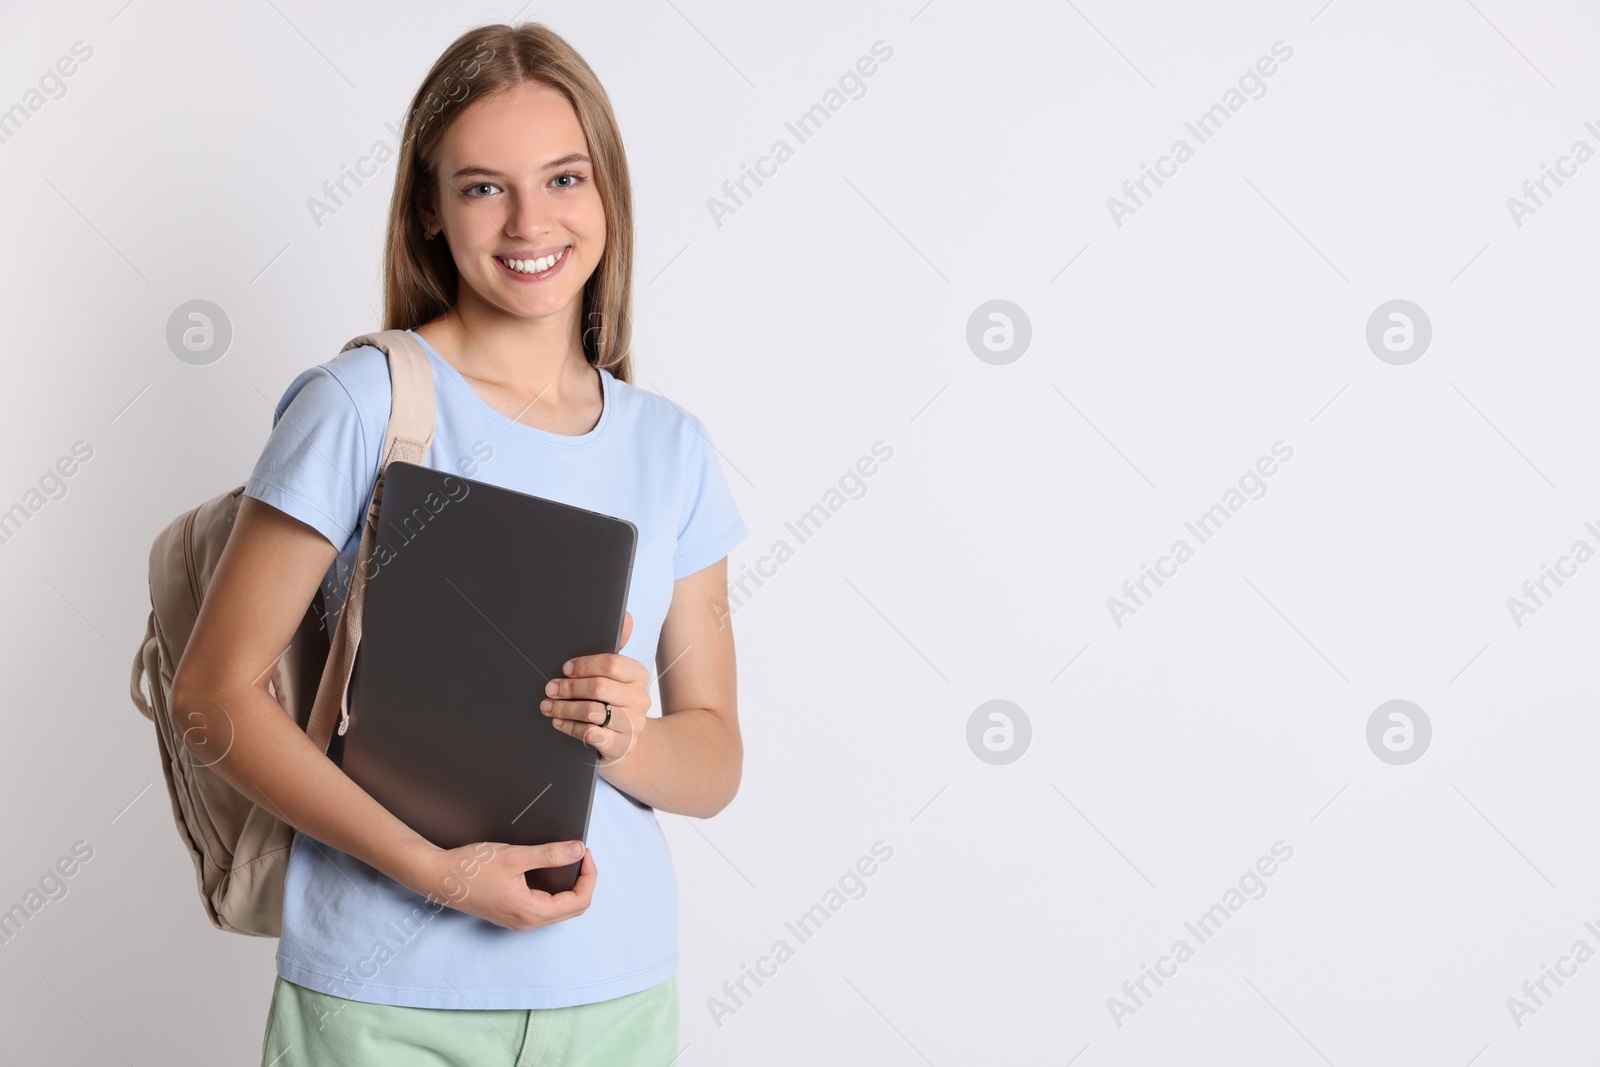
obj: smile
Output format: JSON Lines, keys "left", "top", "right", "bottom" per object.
{"left": 495, "top": 247, "right": 570, "bottom": 281}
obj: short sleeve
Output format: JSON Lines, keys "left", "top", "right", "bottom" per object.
{"left": 673, "top": 413, "right": 748, "bottom": 580}
{"left": 242, "top": 366, "right": 378, "bottom": 551}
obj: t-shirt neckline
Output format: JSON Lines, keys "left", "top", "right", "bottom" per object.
{"left": 407, "top": 328, "right": 613, "bottom": 449}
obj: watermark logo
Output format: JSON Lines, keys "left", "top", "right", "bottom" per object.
{"left": 966, "top": 699, "right": 1031, "bottom": 765}
{"left": 177, "top": 699, "right": 236, "bottom": 769}
{"left": 966, "top": 300, "right": 1032, "bottom": 365}
{"left": 1365, "top": 300, "right": 1431, "bottom": 365}
{"left": 167, "top": 300, "right": 233, "bottom": 366}
{"left": 1365, "top": 699, "right": 1431, "bottom": 765}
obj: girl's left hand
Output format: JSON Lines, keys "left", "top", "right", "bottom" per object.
{"left": 539, "top": 611, "right": 649, "bottom": 763}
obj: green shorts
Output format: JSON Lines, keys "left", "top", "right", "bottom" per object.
{"left": 260, "top": 975, "right": 679, "bottom": 1067}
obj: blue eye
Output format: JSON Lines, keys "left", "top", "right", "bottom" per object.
{"left": 464, "top": 182, "right": 499, "bottom": 198}
{"left": 553, "top": 173, "right": 586, "bottom": 189}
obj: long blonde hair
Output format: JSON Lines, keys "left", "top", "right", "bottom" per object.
{"left": 381, "top": 23, "right": 635, "bottom": 383}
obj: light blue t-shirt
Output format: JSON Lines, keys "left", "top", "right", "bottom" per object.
{"left": 241, "top": 329, "right": 747, "bottom": 1010}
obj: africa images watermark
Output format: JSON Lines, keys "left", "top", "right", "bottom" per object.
{"left": 1106, "top": 440, "right": 1294, "bottom": 628}
{"left": 706, "top": 840, "right": 894, "bottom": 1028}
{"left": 706, "top": 40, "right": 894, "bottom": 228}
{"left": 1504, "top": 516, "right": 1600, "bottom": 629}
{"left": 0, "top": 440, "right": 94, "bottom": 547}
{"left": 1503, "top": 916, "right": 1600, "bottom": 1030}
{"left": 1107, "top": 839, "right": 1294, "bottom": 1029}
{"left": 712, "top": 440, "right": 893, "bottom": 628}
{"left": 1504, "top": 117, "right": 1600, "bottom": 230}
{"left": 313, "top": 448, "right": 492, "bottom": 634}
{"left": 1106, "top": 40, "right": 1295, "bottom": 228}
{"left": 305, "top": 842, "right": 497, "bottom": 1031}
{"left": 0, "top": 840, "right": 95, "bottom": 947}
{"left": 0, "top": 39, "right": 94, "bottom": 148}
{"left": 305, "top": 41, "right": 498, "bottom": 229}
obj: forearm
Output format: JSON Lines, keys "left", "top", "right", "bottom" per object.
{"left": 170, "top": 682, "right": 445, "bottom": 895}
{"left": 599, "top": 706, "right": 741, "bottom": 818}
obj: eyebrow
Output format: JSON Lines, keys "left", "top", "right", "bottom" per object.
{"left": 450, "top": 154, "right": 591, "bottom": 179}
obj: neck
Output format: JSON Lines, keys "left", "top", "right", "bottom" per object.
{"left": 431, "top": 297, "right": 594, "bottom": 400}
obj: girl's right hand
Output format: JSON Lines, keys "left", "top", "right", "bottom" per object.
{"left": 403, "top": 840, "right": 596, "bottom": 931}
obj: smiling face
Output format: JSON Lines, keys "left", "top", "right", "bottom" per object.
{"left": 420, "top": 80, "right": 606, "bottom": 327}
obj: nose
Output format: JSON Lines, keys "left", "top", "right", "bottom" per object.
{"left": 505, "top": 184, "right": 553, "bottom": 242}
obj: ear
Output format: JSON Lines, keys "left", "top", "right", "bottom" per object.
{"left": 416, "top": 184, "right": 440, "bottom": 237}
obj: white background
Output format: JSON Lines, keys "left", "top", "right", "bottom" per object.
{"left": 2, "top": 0, "right": 1598, "bottom": 1063}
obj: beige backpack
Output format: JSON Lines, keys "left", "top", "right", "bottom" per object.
{"left": 128, "top": 330, "right": 436, "bottom": 937}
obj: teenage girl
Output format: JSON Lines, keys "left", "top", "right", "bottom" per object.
{"left": 172, "top": 22, "right": 747, "bottom": 1066}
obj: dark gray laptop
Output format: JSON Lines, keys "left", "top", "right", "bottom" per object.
{"left": 335, "top": 460, "right": 637, "bottom": 894}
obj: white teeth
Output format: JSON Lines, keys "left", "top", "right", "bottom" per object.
{"left": 502, "top": 249, "right": 564, "bottom": 274}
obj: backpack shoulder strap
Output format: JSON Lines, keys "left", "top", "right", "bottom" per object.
{"left": 343, "top": 329, "right": 436, "bottom": 465}
{"left": 304, "top": 329, "right": 438, "bottom": 752}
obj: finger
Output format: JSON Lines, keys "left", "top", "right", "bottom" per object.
{"left": 529, "top": 862, "right": 595, "bottom": 925}
{"left": 545, "top": 849, "right": 597, "bottom": 910}
{"left": 620, "top": 610, "right": 633, "bottom": 650}
{"left": 561, "top": 652, "right": 644, "bottom": 683}
{"left": 520, "top": 840, "right": 586, "bottom": 872}
{"left": 556, "top": 844, "right": 595, "bottom": 908}
{"left": 546, "top": 675, "right": 621, "bottom": 704}
{"left": 541, "top": 698, "right": 608, "bottom": 724}
{"left": 560, "top": 653, "right": 610, "bottom": 680}
{"left": 596, "top": 722, "right": 641, "bottom": 765}
{"left": 552, "top": 713, "right": 615, "bottom": 752}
